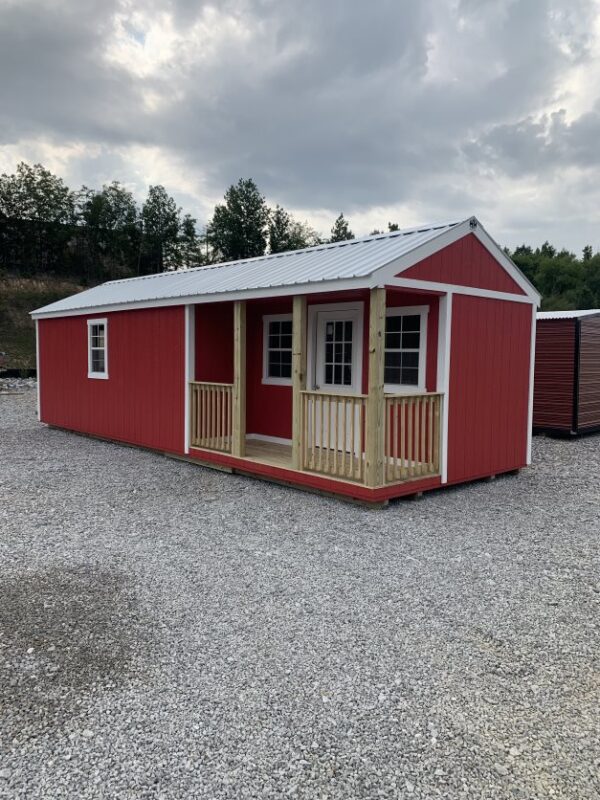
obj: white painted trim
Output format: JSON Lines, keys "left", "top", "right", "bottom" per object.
{"left": 262, "top": 313, "right": 293, "bottom": 386}
{"left": 184, "top": 305, "right": 195, "bottom": 454}
{"left": 87, "top": 318, "right": 108, "bottom": 379}
{"left": 35, "top": 319, "right": 41, "bottom": 421}
{"left": 307, "top": 301, "right": 364, "bottom": 394}
{"left": 386, "top": 277, "right": 536, "bottom": 305}
{"left": 384, "top": 305, "right": 429, "bottom": 394}
{"left": 437, "top": 293, "right": 453, "bottom": 484}
{"left": 526, "top": 303, "right": 536, "bottom": 466}
{"left": 246, "top": 433, "right": 293, "bottom": 446}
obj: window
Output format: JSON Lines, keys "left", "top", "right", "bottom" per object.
{"left": 384, "top": 307, "right": 427, "bottom": 391}
{"left": 263, "top": 315, "right": 292, "bottom": 384}
{"left": 87, "top": 319, "right": 108, "bottom": 379}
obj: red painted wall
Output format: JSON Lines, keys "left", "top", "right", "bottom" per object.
{"left": 401, "top": 234, "right": 526, "bottom": 295}
{"left": 195, "top": 302, "right": 234, "bottom": 383}
{"left": 447, "top": 296, "right": 531, "bottom": 482}
{"left": 39, "top": 306, "right": 185, "bottom": 453}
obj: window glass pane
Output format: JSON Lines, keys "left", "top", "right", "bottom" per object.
{"left": 401, "top": 367, "right": 419, "bottom": 385}
{"left": 281, "top": 334, "right": 292, "bottom": 350}
{"left": 386, "top": 316, "right": 402, "bottom": 333}
{"left": 334, "top": 321, "right": 343, "bottom": 340}
{"left": 333, "top": 365, "right": 342, "bottom": 384}
{"left": 386, "top": 332, "right": 401, "bottom": 349}
{"left": 325, "top": 364, "right": 333, "bottom": 384}
{"left": 325, "top": 343, "right": 333, "bottom": 362}
{"left": 403, "top": 351, "right": 419, "bottom": 369}
{"left": 281, "top": 320, "right": 292, "bottom": 336}
{"left": 334, "top": 342, "right": 343, "bottom": 359}
{"left": 269, "top": 334, "right": 279, "bottom": 349}
{"left": 344, "top": 321, "right": 353, "bottom": 340}
{"left": 269, "top": 321, "right": 280, "bottom": 337}
{"left": 385, "top": 351, "right": 401, "bottom": 369}
{"left": 281, "top": 362, "right": 292, "bottom": 378}
{"left": 384, "top": 366, "right": 401, "bottom": 384}
{"left": 403, "top": 315, "right": 420, "bottom": 332}
{"left": 326, "top": 322, "right": 334, "bottom": 341}
{"left": 401, "top": 332, "right": 420, "bottom": 349}
{"left": 343, "top": 343, "right": 352, "bottom": 364}
{"left": 91, "top": 350, "right": 105, "bottom": 373}
{"left": 281, "top": 350, "right": 292, "bottom": 366}
{"left": 343, "top": 365, "right": 352, "bottom": 385}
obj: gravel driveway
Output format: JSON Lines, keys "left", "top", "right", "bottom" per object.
{"left": 1, "top": 390, "right": 599, "bottom": 799}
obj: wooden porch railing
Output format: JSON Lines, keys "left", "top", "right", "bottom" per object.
{"left": 384, "top": 393, "right": 442, "bottom": 484}
{"left": 301, "top": 390, "right": 367, "bottom": 482}
{"left": 190, "top": 381, "right": 233, "bottom": 452}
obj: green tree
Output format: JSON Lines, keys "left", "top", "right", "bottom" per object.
{"left": 330, "top": 213, "right": 354, "bottom": 242}
{"left": 388, "top": 222, "right": 400, "bottom": 232}
{"left": 207, "top": 178, "right": 270, "bottom": 261}
{"left": 178, "top": 213, "right": 203, "bottom": 268}
{"left": 78, "top": 181, "right": 140, "bottom": 280}
{"left": 269, "top": 205, "right": 321, "bottom": 253}
{"left": 583, "top": 245, "right": 593, "bottom": 262}
{"left": 141, "top": 185, "right": 181, "bottom": 273}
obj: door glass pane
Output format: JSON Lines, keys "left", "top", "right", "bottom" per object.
{"left": 323, "top": 318, "right": 353, "bottom": 386}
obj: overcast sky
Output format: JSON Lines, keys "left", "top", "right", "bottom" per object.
{"left": 1, "top": 0, "right": 600, "bottom": 251}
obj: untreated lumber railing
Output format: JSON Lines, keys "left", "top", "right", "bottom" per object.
{"left": 190, "top": 381, "right": 233, "bottom": 453}
{"left": 384, "top": 393, "right": 442, "bottom": 484}
{"left": 301, "top": 390, "right": 367, "bottom": 483}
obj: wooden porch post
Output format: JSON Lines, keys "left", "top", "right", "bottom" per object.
{"left": 365, "top": 287, "right": 386, "bottom": 487}
{"left": 292, "top": 295, "right": 307, "bottom": 470}
{"left": 232, "top": 300, "right": 246, "bottom": 457}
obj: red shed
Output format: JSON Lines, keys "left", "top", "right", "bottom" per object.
{"left": 533, "top": 309, "right": 600, "bottom": 436}
{"left": 32, "top": 217, "right": 539, "bottom": 505}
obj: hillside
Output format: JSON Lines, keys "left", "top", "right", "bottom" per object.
{"left": 0, "top": 277, "right": 84, "bottom": 370}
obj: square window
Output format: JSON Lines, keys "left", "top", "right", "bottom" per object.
{"left": 384, "top": 311, "right": 425, "bottom": 388}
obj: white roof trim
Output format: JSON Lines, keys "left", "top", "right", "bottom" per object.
{"left": 537, "top": 309, "right": 600, "bottom": 320}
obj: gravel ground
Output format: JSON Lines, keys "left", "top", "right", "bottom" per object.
{"left": 1, "top": 391, "right": 599, "bottom": 799}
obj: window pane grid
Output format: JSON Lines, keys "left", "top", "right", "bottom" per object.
{"left": 266, "top": 318, "right": 292, "bottom": 380}
{"left": 384, "top": 313, "right": 422, "bottom": 387}
{"left": 88, "top": 322, "right": 107, "bottom": 376}
{"left": 324, "top": 319, "right": 353, "bottom": 386}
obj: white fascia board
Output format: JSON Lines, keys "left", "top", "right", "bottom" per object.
{"left": 30, "top": 276, "right": 371, "bottom": 319}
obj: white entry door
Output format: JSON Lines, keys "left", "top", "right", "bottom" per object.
{"left": 309, "top": 304, "right": 364, "bottom": 452}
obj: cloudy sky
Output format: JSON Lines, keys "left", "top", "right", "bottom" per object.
{"left": 1, "top": 0, "right": 600, "bottom": 251}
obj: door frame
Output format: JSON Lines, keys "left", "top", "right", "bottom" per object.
{"left": 307, "top": 301, "right": 364, "bottom": 393}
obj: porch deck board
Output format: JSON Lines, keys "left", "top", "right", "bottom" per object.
{"left": 244, "top": 438, "right": 293, "bottom": 468}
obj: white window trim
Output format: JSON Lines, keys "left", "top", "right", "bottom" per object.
{"left": 262, "top": 313, "right": 293, "bottom": 386}
{"left": 87, "top": 318, "right": 108, "bottom": 379}
{"left": 384, "top": 305, "right": 428, "bottom": 394}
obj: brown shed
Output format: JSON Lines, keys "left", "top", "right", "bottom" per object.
{"left": 534, "top": 310, "right": 600, "bottom": 435}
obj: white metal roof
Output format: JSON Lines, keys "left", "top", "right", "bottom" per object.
{"left": 537, "top": 309, "right": 600, "bottom": 320}
{"left": 32, "top": 216, "right": 538, "bottom": 318}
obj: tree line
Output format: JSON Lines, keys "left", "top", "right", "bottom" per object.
{"left": 1, "top": 161, "right": 599, "bottom": 309}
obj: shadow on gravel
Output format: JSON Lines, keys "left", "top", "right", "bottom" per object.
{"left": 0, "top": 566, "right": 150, "bottom": 738}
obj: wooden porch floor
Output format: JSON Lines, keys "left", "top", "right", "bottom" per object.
{"left": 244, "top": 438, "right": 293, "bottom": 469}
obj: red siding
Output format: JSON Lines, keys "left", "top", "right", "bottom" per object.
{"left": 401, "top": 234, "right": 526, "bottom": 295}
{"left": 195, "top": 302, "right": 234, "bottom": 383}
{"left": 577, "top": 316, "right": 600, "bottom": 430}
{"left": 533, "top": 319, "right": 576, "bottom": 432}
{"left": 39, "top": 307, "right": 185, "bottom": 453}
{"left": 448, "top": 296, "right": 531, "bottom": 482}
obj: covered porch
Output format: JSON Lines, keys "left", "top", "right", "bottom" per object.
{"left": 184, "top": 287, "right": 446, "bottom": 500}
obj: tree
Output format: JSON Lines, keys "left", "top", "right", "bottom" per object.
{"left": 207, "top": 178, "right": 270, "bottom": 261}
{"left": 78, "top": 181, "right": 140, "bottom": 280}
{"left": 583, "top": 245, "right": 593, "bottom": 262}
{"left": 179, "top": 213, "right": 203, "bottom": 268}
{"left": 388, "top": 222, "right": 400, "bottom": 232}
{"left": 269, "top": 205, "right": 321, "bottom": 253}
{"left": 329, "top": 213, "right": 354, "bottom": 242}
{"left": 141, "top": 185, "right": 181, "bottom": 273}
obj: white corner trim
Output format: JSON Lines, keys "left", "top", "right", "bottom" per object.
{"left": 246, "top": 433, "right": 293, "bottom": 446}
{"left": 35, "top": 319, "right": 41, "bottom": 421}
{"left": 526, "top": 303, "right": 536, "bottom": 466}
{"left": 184, "top": 305, "right": 195, "bottom": 454}
{"left": 87, "top": 317, "right": 108, "bottom": 379}
{"left": 384, "top": 305, "right": 429, "bottom": 394}
{"left": 437, "top": 293, "right": 453, "bottom": 483}
{"left": 262, "top": 313, "right": 293, "bottom": 386}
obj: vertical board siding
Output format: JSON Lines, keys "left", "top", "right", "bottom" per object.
{"left": 195, "top": 301, "right": 234, "bottom": 383}
{"left": 447, "top": 296, "right": 531, "bottom": 482}
{"left": 39, "top": 306, "right": 185, "bottom": 453}
{"left": 578, "top": 316, "right": 600, "bottom": 430}
{"left": 533, "top": 319, "right": 576, "bottom": 432}
{"left": 400, "top": 233, "right": 527, "bottom": 295}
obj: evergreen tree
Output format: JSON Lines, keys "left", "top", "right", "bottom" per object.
{"left": 269, "top": 205, "right": 321, "bottom": 252}
{"left": 207, "top": 178, "right": 270, "bottom": 261}
{"left": 141, "top": 185, "right": 181, "bottom": 273}
{"left": 329, "top": 213, "right": 354, "bottom": 242}
{"left": 179, "top": 213, "right": 203, "bottom": 268}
